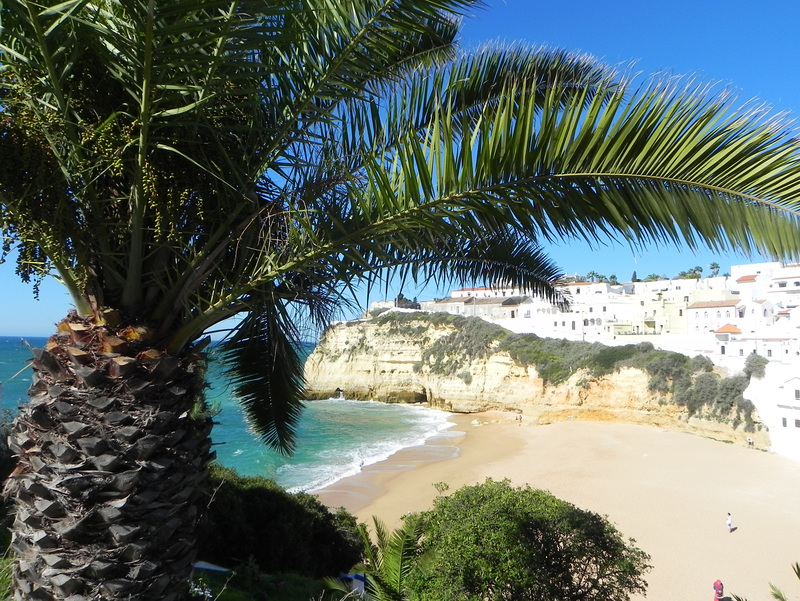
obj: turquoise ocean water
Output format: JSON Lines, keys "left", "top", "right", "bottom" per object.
{"left": 0, "top": 336, "right": 454, "bottom": 492}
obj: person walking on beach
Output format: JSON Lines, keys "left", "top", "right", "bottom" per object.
{"left": 726, "top": 512, "right": 733, "bottom": 533}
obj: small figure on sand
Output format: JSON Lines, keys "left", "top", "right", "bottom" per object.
{"left": 746, "top": 436, "right": 754, "bottom": 447}
{"left": 713, "top": 579, "right": 724, "bottom": 600}
{"left": 726, "top": 512, "right": 733, "bottom": 533}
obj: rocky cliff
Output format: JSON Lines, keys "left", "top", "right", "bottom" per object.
{"left": 304, "top": 312, "right": 768, "bottom": 447}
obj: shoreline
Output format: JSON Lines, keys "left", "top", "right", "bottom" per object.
{"left": 315, "top": 413, "right": 800, "bottom": 601}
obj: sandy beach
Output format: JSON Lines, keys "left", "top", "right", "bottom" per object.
{"left": 315, "top": 413, "right": 800, "bottom": 601}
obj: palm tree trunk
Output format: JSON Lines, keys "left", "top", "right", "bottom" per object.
{"left": 3, "top": 314, "right": 214, "bottom": 601}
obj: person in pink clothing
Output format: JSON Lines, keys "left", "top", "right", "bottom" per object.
{"left": 713, "top": 579, "right": 724, "bottom": 599}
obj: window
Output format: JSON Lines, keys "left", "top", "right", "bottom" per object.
{"left": 795, "top": 420, "right": 800, "bottom": 428}
{"left": 720, "top": 346, "right": 726, "bottom": 355}
{"left": 554, "top": 321, "right": 557, "bottom": 327}
{"left": 726, "top": 311, "right": 730, "bottom": 318}
{"left": 739, "top": 349, "right": 744, "bottom": 356}
{"left": 684, "top": 296, "right": 689, "bottom": 302}
{"left": 779, "top": 281, "right": 787, "bottom": 288}
{"left": 589, "top": 307, "right": 593, "bottom": 313}
{"left": 640, "top": 301, "right": 645, "bottom": 306}
{"left": 767, "top": 350, "right": 772, "bottom": 357}
{"left": 704, "top": 311, "right": 708, "bottom": 319}
{"left": 783, "top": 417, "right": 788, "bottom": 427}
{"left": 603, "top": 306, "right": 607, "bottom": 312}
{"left": 679, "top": 309, "right": 683, "bottom": 316}
{"left": 571, "top": 321, "right": 576, "bottom": 330}
{"left": 795, "top": 390, "right": 800, "bottom": 400}
{"left": 716, "top": 311, "right": 721, "bottom": 319}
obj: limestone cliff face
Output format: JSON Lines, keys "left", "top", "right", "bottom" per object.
{"left": 304, "top": 316, "right": 767, "bottom": 447}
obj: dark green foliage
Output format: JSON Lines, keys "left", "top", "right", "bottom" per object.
{"left": 418, "top": 316, "right": 510, "bottom": 376}
{"left": 589, "top": 345, "right": 639, "bottom": 376}
{"left": 198, "top": 464, "right": 361, "bottom": 579}
{"left": 685, "top": 372, "right": 719, "bottom": 415}
{"left": 192, "top": 568, "right": 334, "bottom": 601}
{"left": 0, "top": 412, "right": 15, "bottom": 551}
{"left": 743, "top": 353, "right": 769, "bottom": 379}
{"left": 689, "top": 354, "right": 714, "bottom": 373}
{"left": 647, "top": 374, "right": 670, "bottom": 395}
{"left": 642, "top": 351, "right": 690, "bottom": 394}
{"left": 409, "top": 479, "right": 650, "bottom": 601}
{"left": 642, "top": 351, "right": 689, "bottom": 380}
{"left": 672, "top": 376, "right": 694, "bottom": 407}
{"left": 636, "top": 341, "right": 654, "bottom": 353}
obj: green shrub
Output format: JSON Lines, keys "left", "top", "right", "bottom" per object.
{"left": 409, "top": 479, "right": 651, "bottom": 601}
{"left": 743, "top": 353, "right": 769, "bottom": 379}
{"left": 588, "top": 345, "right": 638, "bottom": 376}
{"left": 198, "top": 464, "right": 361, "bottom": 578}
{"left": 643, "top": 352, "right": 689, "bottom": 380}
{"left": 419, "top": 316, "right": 509, "bottom": 376}
{"left": 689, "top": 354, "right": 714, "bottom": 373}
{"left": 647, "top": 374, "right": 670, "bottom": 395}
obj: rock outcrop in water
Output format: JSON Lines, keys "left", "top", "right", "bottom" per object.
{"left": 304, "top": 312, "right": 768, "bottom": 447}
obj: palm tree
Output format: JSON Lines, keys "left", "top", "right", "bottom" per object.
{"left": 585, "top": 270, "right": 600, "bottom": 283}
{"left": 710, "top": 261, "right": 721, "bottom": 276}
{"left": 327, "top": 516, "right": 423, "bottom": 601}
{"left": 4, "top": 1, "right": 800, "bottom": 599}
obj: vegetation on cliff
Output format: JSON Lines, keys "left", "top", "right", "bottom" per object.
{"left": 361, "top": 312, "right": 759, "bottom": 430}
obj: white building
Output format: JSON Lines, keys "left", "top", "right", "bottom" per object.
{"left": 410, "top": 261, "right": 800, "bottom": 462}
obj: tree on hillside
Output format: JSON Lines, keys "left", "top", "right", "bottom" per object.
{"left": 407, "top": 479, "right": 651, "bottom": 601}
{"left": 676, "top": 266, "right": 704, "bottom": 279}
{"left": 5, "top": 0, "right": 800, "bottom": 598}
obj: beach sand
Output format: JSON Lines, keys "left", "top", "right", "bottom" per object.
{"left": 315, "top": 413, "right": 800, "bottom": 601}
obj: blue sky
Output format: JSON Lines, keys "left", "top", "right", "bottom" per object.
{"left": 3, "top": 0, "right": 800, "bottom": 335}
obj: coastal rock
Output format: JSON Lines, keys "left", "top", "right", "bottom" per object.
{"left": 304, "top": 314, "right": 768, "bottom": 448}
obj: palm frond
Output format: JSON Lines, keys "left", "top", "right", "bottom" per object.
{"left": 218, "top": 303, "right": 305, "bottom": 453}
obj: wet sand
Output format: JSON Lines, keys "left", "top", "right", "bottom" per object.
{"left": 315, "top": 413, "right": 800, "bottom": 601}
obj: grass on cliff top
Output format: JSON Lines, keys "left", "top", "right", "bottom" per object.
{"left": 367, "top": 312, "right": 758, "bottom": 430}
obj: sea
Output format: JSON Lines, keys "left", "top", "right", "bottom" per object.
{"left": 0, "top": 336, "right": 455, "bottom": 493}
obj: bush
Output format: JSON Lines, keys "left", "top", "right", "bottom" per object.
{"left": 643, "top": 352, "right": 688, "bottom": 381}
{"left": 419, "top": 316, "right": 509, "bottom": 376}
{"left": 409, "top": 479, "right": 651, "bottom": 601}
{"left": 689, "top": 354, "right": 714, "bottom": 373}
{"left": 588, "top": 345, "right": 638, "bottom": 377}
{"left": 743, "top": 353, "right": 769, "bottom": 379}
{"left": 198, "top": 464, "right": 361, "bottom": 578}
